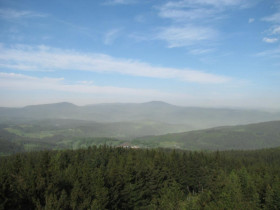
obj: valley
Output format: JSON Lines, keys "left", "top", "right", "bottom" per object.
{"left": 1, "top": 102, "right": 280, "bottom": 155}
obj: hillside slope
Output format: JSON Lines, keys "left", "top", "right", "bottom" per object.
{"left": 2, "top": 119, "right": 188, "bottom": 140}
{"left": 132, "top": 121, "right": 280, "bottom": 150}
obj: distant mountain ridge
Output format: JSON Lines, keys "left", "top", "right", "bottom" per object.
{"left": 0, "top": 101, "right": 280, "bottom": 131}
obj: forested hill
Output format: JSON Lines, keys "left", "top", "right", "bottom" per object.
{"left": 133, "top": 121, "right": 280, "bottom": 150}
{"left": 1, "top": 120, "right": 280, "bottom": 155}
{"left": 1, "top": 146, "right": 279, "bottom": 209}
{"left": 1, "top": 101, "right": 280, "bottom": 130}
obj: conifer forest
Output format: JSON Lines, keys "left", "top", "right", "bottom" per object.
{"left": 1, "top": 146, "right": 280, "bottom": 209}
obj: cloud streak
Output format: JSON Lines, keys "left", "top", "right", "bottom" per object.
{"left": 156, "top": 0, "right": 256, "bottom": 50}
{"left": 168, "top": 0, "right": 255, "bottom": 8}
{"left": 248, "top": 18, "right": 254, "bottom": 23}
{"left": 0, "top": 8, "right": 47, "bottom": 19}
{"left": 158, "top": 7, "right": 217, "bottom": 21}
{"left": 0, "top": 72, "right": 172, "bottom": 97}
{"left": 102, "top": 0, "right": 137, "bottom": 6}
{"left": 189, "top": 48, "right": 215, "bottom": 55}
{"left": 256, "top": 47, "right": 280, "bottom": 58}
{"left": 158, "top": 0, "right": 255, "bottom": 22}
{"left": 0, "top": 44, "right": 230, "bottom": 84}
{"left": 260, "top": 4, "right": 280, "bottom": 56}
{"left": 272, "top": 26, "right": 280, "bottom": 35}
{"left": 1, "top": 73, "right": 276, "bottom": 110}
{"left": 263, "top": 37, "right": 278, "bottom": 43}
{"left": 104, "top": 29, "right": 122, "bottom": 45}
{"left": 262, "top": 12, "right": 280, "bottom": 23}
{"left": 157, "top": 26, "right": 217, "bottom": 48}
{"left": 0, "top": 72, "right": 196, "bottom": 107}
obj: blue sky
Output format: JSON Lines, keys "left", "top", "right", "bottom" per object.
{"left": 0, "top": 0, "right": 280, "bottom": 109}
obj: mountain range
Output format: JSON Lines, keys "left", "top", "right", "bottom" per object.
{"left": 1, "top": 101, "right": 279, "bottom": 131}
{"left": 1, "top": 101, "right": 280, "bottom": 154}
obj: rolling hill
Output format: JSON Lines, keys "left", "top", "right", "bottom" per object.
{"left": 1, "top": 119, "right": 188, "bottom": 140}
{"left": 132, "top": 121, "right": 280, "bottom": 150}
{"left": 1, "top": 120, "right": 280, "bottom": 154}
{"left": 1, "top": 102, "right": 280, "bottom": 154}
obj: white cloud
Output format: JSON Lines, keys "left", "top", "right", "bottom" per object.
{"left": 157, "top": 26, "right": 218, "bottom": 48}
{"left": 262, "top": 37, "right": 278, "bottom": 43}
{"left": 104, "top": 29, "right": 121, "bottom": 45}
{"left": 262, "top": 12, "right": 280, "bottom": 23}
{"left": 1, "top": 72, "right": 278, "bottom": 110}
{"left": 102, "top": 0, "right": 137, "bottom": 5}
{"left": 0, "top": 72, "right": 168, "bottom": 96}
{"left": 189, "top": 48, "right": 215, "bottom": 55}
{"left": 134, "top": 15, "right": 146, "bottom": 23}
{"left": 188, "top": 0, "right": 253, "bottom": 7}
{"left": 157, "top": 1, "right": 226, "bottom": 24}
{"left": 256, "top": 47, "right": 280, "bottom": 58}
{"left": 158, "top": 0, "right": 256, "bottom": 23}
{"left": 272, "top": 26, "right": 280, "bottom": 35}
{"left": 0, "top": 44, "right": 230, "bottom": 84}
{"left": 0, "top": 8, "right": 47, "bottom": 19}
{"left": 0, "top": 72, "right": 189, "bottom": 107}
{"left": 261, "top": 11, "right": 280, "bottom": 46}
{"left": 158, "top": 7, "right": 217, "bottom": 21}
{"left": 159, "top": 0, "right": 255, "bottom": 14}
{"left": 156, "top": 0, "right": 256, "bottom": 50}
{"left": 248, "top": 18, "right": 254, "bottom": 23}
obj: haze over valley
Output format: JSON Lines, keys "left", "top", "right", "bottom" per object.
{"left": 1, "top": 101, "right": 280, "bottom": 155}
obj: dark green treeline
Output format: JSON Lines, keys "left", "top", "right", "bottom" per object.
{"left": 1, "top": 146, "right": 280, "bottom": 209}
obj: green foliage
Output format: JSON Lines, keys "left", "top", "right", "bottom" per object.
{"left": 264, "top": 177, "right": 280, "bottom": 210}
{"left": 1, "top": 146, "right": 280, "bottom": 209}
{"left": 2, "top": 120, "right": 280, "bottom": 155}
{"left": 1, "top": 118, "right": 188, "bottom": 141}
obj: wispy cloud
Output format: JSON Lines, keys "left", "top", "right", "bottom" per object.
{"left": 159, "top": 0, "right": 250, "bottom": 10}
{"left": 262, "top": 12, "right": 280, "bottom": 23}
{"left": 1, "top": 72, "right": 277, "bottom": 109}
{"left": 134, "top": 15, "right": 145, "bottom": 23}
{"left": 261, "top": 11, "right": 280, "bottom": 37}
{"left": 262, "top": 37, "right": 278, "bottom": 43}
{"left": 155, "top": 0, "right": 256, "bottom": 50}
{"left": 0, "top": 72, "right": 162, "bottom": 96}
{"left": 176, "top": 0, "right": 254, "bottom": 8}
{"left": 189, "top": 48, "right": 215, "bottom": 55}
{"left": 157, "top": 26, "right": 217, "bottom": 48}
{"left": 104, "top": 28, "right": 122, "bottom": 45}
{"left": 157, "top": 1, "right": 220, "bottom": 27}
{"left": 248, "top": 18, "right": 254, "bottom": 23}
{"left": 0, "top": 72, "right": 185, "bottom": 107}
{"left": 256, "top": 47, "right": 280, "bottom": 58}
{"left": 0, "top": 8, "right": 47, "bottom": 19}
{"left": 158, "top": 0, "right": 255, "bottom": 22}
{"left": 261, "top": 5, "right": 280, "bottom": 53}
{"left": 271, "top": 25, "right": 280, "bottom": 35}
{"left": 158, "top": 7, "right": 217, "bottom": 22}
{"left": 102, "top": 0, "right": 137, "bottom": 6}
{"left": 0, "top": 44, "right": 230, "bottom": 84}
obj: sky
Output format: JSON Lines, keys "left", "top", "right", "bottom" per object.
{"left": 0, "top": 0, "right": 280, "bottom": 109}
